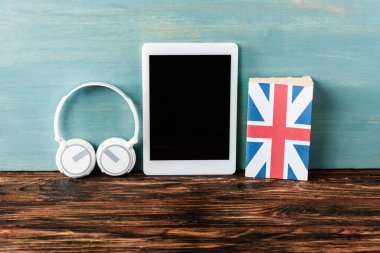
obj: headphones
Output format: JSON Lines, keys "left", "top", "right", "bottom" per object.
{"left": 54, "top": 82, "right": 139, "bottom": 178}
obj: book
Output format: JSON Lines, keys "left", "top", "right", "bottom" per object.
{"left": 245, "top": 77, "right": 314, "bottom": 181}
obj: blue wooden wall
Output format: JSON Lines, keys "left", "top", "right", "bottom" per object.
{"left": 1, "top": 0, "right": 379, "bottom": 171}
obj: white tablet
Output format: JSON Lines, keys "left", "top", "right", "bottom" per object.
{"left": 142, "top": 43, "right": 238, "bottom": 175}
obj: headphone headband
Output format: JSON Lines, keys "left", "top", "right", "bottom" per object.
{"left": 54, "top": 82, "right": 139, "bottom": 146}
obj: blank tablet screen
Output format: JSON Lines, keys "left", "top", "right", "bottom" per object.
{"left": 149, "top": 55, "right": 231, "bottom": 160}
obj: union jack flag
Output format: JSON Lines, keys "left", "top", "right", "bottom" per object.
{"left": 245, "top": 77, "right": 313, "bottom": 181}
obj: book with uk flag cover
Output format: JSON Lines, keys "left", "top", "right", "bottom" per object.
{"left": 245, "top": 77, "right": 314, "bottom": 181}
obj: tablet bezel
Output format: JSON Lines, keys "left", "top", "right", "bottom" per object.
{"left": 142, "top": 43, "right": 238, "bottom": 175}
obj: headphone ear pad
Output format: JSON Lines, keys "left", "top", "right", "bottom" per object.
{"left": 56, "top": 139, "right": 96, "bottom": 178}
{"left": 96, "top": 137, "right": 136, "bottom": 176}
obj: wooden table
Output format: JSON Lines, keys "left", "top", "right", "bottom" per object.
{"left": 1, "top": 170, "right": 379, "bottom": 252}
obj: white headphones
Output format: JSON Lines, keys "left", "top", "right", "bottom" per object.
{"left": 54, "top": 82, "right": 139, "bottom": 178}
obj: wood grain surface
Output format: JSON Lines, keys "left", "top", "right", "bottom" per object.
{"left": 1, "top": 1, "right": 380, "bottom": 170}
{"left": 1, "top": 169, "right": 379, "bottom": 252}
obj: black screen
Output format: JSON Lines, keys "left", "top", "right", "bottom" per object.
{"left": 149, "top": 55, "right": 231, "bottom": 160}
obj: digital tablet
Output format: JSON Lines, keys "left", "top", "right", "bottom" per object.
{"left": 142, "top": 43, "right": 238, "bottom": 175}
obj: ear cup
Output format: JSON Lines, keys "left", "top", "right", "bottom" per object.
{"left": 96, "top": 137, "right": 136, "bottom": 176}
{"left": 56, "top": 139, "right": 96, "bottom": 178}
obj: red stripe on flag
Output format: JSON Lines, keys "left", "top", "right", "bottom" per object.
{"left": 270, "top": 84, "right": 288, "bottom": 179}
